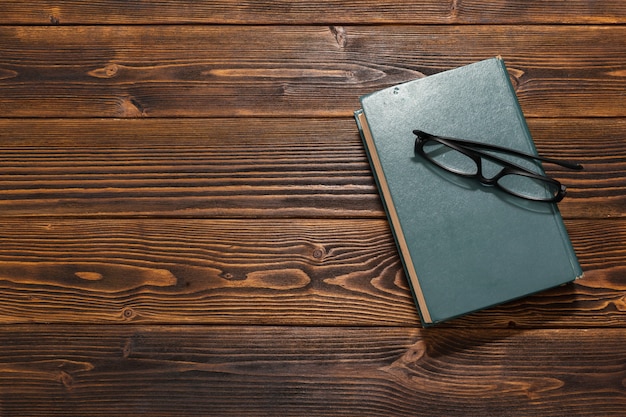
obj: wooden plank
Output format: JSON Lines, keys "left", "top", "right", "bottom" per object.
{"left": 529, "top": 118, "right": 626, "bottom": 220}
{"left": 2, "top": 1, "right": 626, "bottom": 25}
{"left": 0, "top": 325, "right": 624, "bottom": 416}
{"left": 0, "top": 26, "right": 625, "bottom": 118}
{"left": 0, "top": 117, "right": 623, "bottom": 219}
{"left": 0, "top": 217, "right": 623, "bottom": 328}
{"left": 0, "top": 118, "right": 379, "bottom": 218}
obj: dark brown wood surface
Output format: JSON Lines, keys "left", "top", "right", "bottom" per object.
{"left": 0, "top": 2, "right": 624, "bottom": 416}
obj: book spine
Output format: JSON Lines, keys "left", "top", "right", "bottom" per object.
{"left": 354, "top": 110, "right": 433, "bottom": 325}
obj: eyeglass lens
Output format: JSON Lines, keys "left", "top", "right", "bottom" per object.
{"left": 421, "top": 139, "right": 561, "bottom": 201}
{"left": 497, "top": 174, "right": 560, "bottom": 201}
{"left": 422, "top": 141, "right": 477, "bottom": 175}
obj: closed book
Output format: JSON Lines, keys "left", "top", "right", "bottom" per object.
{"left": 355, "top": 57, "right": 582, "bottom": 326}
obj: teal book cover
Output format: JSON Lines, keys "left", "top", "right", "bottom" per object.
{"left": 355, "top": 57, "right": 583, "bottom": 326}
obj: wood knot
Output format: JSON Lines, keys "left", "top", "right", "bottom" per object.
{"left": 88, "top": 63, "right": 120, "bottom": 79}
{"left": 48, "top": 6, "right": 62, "bottom": 25}
{"left": 118, "top": 96, "right": 147, "bottom": 117}
{"left": 329, "top": 26, "right": 348, "bottom": 48}
{"left": 221, "top": 271, "right": 243, "bottom": 281}
{"left": 506, "top": 67, "right": 525, "bottom": 91}
{"left": 122, "top": 307, "right": 135, "bottom": 320}
{"left": 122, "top": 338, "right": 133, "bottom": 358}
{"left": 105, "top": 64, "right": 119, "bottom": 77}
{"left": 58, "top": 371, "right": 73, "bottom": 389}
{"left": 312, "top": 246, "right": 326, "bottom": 260}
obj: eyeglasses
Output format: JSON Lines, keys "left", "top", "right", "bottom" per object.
{"left": 413, "top": 130, "right": 583, "bottom": 203}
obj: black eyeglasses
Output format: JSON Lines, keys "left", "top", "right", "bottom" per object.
{"left": 413, "top": 130, "right": 583, "bottom": 203}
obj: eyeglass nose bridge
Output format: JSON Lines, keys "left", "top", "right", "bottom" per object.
{"left": 477, "top": 172, "right": 499, "bottom": 186}
{"left": 474, "top": 160, "right": 507, "bottom": 187}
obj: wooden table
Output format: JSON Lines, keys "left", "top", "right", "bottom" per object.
{"left": 1, "top": 2, "right": 625, "bottom": 416}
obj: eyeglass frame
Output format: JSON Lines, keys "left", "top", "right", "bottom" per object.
{"left": 413, "top": 130, "right": 583, "bottom": 203}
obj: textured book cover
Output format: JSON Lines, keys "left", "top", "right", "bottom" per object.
{"left": 355, "top": 57, "right": 582, "bottom": 326}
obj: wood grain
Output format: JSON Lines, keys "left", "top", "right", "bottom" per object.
{"left": 1, "top": 26, "right": 625, "bottom": 117}
{"left": 0, "top": 118, "right": 623, "bottom": 219}
{"left": 1, "top": 2, "right": 625, "bottom": 415}
{"left": 0, "top": 118, "right": 377, "bottom": 218}
{"left": 0, "top": 325, "right": 624, "bottom": 417}
{"left": 0, "top": 217, "right": 622, "bottom": 328}
{"left": 2, "top": 1, "right": 626, "bottom": 24}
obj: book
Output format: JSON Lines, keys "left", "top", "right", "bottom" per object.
{"left": 355, "top": 57, "right": 583, "bottom": 326}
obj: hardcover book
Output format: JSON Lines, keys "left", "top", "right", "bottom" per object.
{"left": 355, "top": 57, "right": 583, "bottom": 326}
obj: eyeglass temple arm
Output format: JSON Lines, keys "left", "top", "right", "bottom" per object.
{"left": 413, "top": 130, "right": 583, "bottom": 171}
